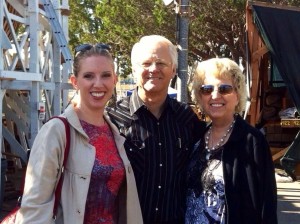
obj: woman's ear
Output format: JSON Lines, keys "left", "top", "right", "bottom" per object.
{"left": 114, "top": 74, "right": 118, "bottom": 85}
{"left": 70, "top": 75, "right": 78, "bottom": 90}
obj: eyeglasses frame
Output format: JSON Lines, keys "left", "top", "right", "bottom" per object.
{"left": 199, "top": 84, "right": 234, "bottom": 95}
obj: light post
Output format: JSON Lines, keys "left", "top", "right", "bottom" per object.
{"left": 163, "top": 0, "right": 190, "bottom": 103}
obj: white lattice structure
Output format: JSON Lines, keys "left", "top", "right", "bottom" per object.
{"left": 0, "top": 0, "right": 72, "bottom": 164}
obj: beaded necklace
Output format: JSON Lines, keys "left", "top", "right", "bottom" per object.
{"left": 205, "top": 118, "right": 236, "bottom": 160}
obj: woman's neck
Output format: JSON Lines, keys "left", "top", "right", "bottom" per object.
{"left": 206, "top": 116, "right": 236, "bottom": 150}
{"left": 210, "top": 116, "right": 236, "bottom": 139}
{"left": 74, "top": 106, "right": 105, "bottom": 126}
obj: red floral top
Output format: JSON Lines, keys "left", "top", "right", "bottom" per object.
{"left": 81, "top": 120, "right": 125, "bottom": 224}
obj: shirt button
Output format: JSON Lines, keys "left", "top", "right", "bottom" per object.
{"left": 158, "top": 185, "right": 161, "bottom": 189}
{"left": 159, "top": 163, "right": 163, "bottom": 167}
{"left": 129, "top": 148, "right": 133, "bottom": 151}
{"left": 158, "top": 142, "right": 162, "bottom": 146}
{"left": 157, "top": 122, "right": 160, "bottom": 125}
{"left": 155, "top": 208, "right": 158, "bottom": 211}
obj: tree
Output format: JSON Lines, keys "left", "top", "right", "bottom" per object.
{"left": 189, "top": 0, "right": 246, "bottom": 62}
{"left": 68, "top": 0, "right": 300, "bottom": 77}
{"left": 94, "top": 0, "right": 176, "bottom": 76}
{"left": 69, "top": 0, "right": 175, "bottom": 77}
{"left": 188, "top": 0, "right": 300, "bottom": 63}
{"left": 68, "top": 0, "right": 103, "bottom": 47}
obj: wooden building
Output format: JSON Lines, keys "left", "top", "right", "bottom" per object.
{"left": 246, "top": 1, "right": 300, "bottom": 179}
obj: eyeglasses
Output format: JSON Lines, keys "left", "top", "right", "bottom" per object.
{"left": 137, "top": 61, "right": 172, "bottom": 70}
{"left": 74, "top": 43, "right": 111, "bottom": 57}
{"left": 199, "top": 84, "right": 234, "bottom": 95}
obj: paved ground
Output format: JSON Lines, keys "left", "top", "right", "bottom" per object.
{"left": 277, "top": 180, "right": 300, "bottom": 223}
{"left": 1, "top": 175, "right": 300, "bottom": 222}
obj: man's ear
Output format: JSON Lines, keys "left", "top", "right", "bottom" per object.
{"left": 131, "top": 68, "right": 137, "bottom": 81}
{"left": 132, "top": 66, "right": 136, "bottom": 75}
{"left": 172, "top": 66, "right": 176, "bottom": 79}
{"left": 70, "top": 75, "right": 78, "bottom": 90}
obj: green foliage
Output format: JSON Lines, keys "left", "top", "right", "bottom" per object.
{"left": 69, "top": 0, "right": 176, "bottom": 77}
{"left": 93, "top": 0, "right": 175, "bottom": 77}
{"left": 189, "top": 0, "right": 247, "bottom": 62}
{"left": 68, "top": 0, "right": 300, "bottom": 77}
{"left": 68, "top": 0, "right": 103, "bottom": 49}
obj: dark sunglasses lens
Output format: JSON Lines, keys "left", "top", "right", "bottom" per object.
{"left": 218, "top": 85, "right": 233, "bottom": 94}
{"left": 95, "top": 43, "right": 111, "bottom": 51}
{"left": 200, "top": 85, "right": 214, "bottom": 95}
{"left": 200, "top": 84, "right": 233, "bottom": 95}
{"left": 74, "top": 44, "right": 93, "bottom": 55}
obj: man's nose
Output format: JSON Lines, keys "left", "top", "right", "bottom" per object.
{"left": 148, "top": 63, "right": 159, "bottom": 71}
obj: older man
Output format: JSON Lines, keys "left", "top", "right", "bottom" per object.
{"left": 107, "top": 35, "right": 206, "bottom": 224}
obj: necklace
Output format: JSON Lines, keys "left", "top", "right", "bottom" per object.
{"left": 205, "top": 118, "right": 236, "bottom": 160}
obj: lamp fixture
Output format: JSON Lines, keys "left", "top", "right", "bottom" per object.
{"left": 162, "top": 0, "right": 173, "bottom": 6}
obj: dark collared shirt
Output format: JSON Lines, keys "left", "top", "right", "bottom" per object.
{"left": 107, "top": 88, "right": 206, "bottom": 224}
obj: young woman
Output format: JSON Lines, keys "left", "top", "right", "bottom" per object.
{"left": 15, "top": 44, "right": 143, "bottom": 224}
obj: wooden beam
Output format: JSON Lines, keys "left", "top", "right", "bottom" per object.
{"left": 246, "top": 2, "right": 269, "bottom": 126}
{"left": 253, "top": 46, "right": 268, "bottom": 61}
{"left": 272, "top": 147, "right": 288, "bottom": 161}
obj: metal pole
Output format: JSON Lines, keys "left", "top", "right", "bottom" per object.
{"left": 176, "top": 0, "right": 190, "bottom": 103}
{"left": 28, "top": 0, "right": 40, "bottom": 147}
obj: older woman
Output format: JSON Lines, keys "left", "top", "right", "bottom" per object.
{"left": 185, "top": 58, "right": 277, "bottom": 224}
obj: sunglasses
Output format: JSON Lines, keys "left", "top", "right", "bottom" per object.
{"left": 199, "top": 84, "right": 234, "bottom": 95}
{"left": 74, "top": 43, "right": 111, "bottom": 57}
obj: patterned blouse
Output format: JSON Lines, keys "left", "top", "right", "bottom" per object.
{"left": 185, "top": 140, "right": 226, "bottom": 224}
{"left": 81, "top": 120, "right": 125, "bottom": 224}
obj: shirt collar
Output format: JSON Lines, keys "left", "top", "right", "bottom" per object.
{"left": 129, "top": 87, "right": 145, "bottom": 116}
{"left": 129, "top": 87, "right": 177, "bottom": 116}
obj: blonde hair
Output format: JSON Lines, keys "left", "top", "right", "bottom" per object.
{"left": 192, "top": 57, "right": 247, "bottom": 115}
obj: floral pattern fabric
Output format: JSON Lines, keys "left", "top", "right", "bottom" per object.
{"left": 81, "top": 120, "right": 125, "bottom": 224}
{"left": 185, "top": 141, "right": 226, "bottom": 224}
